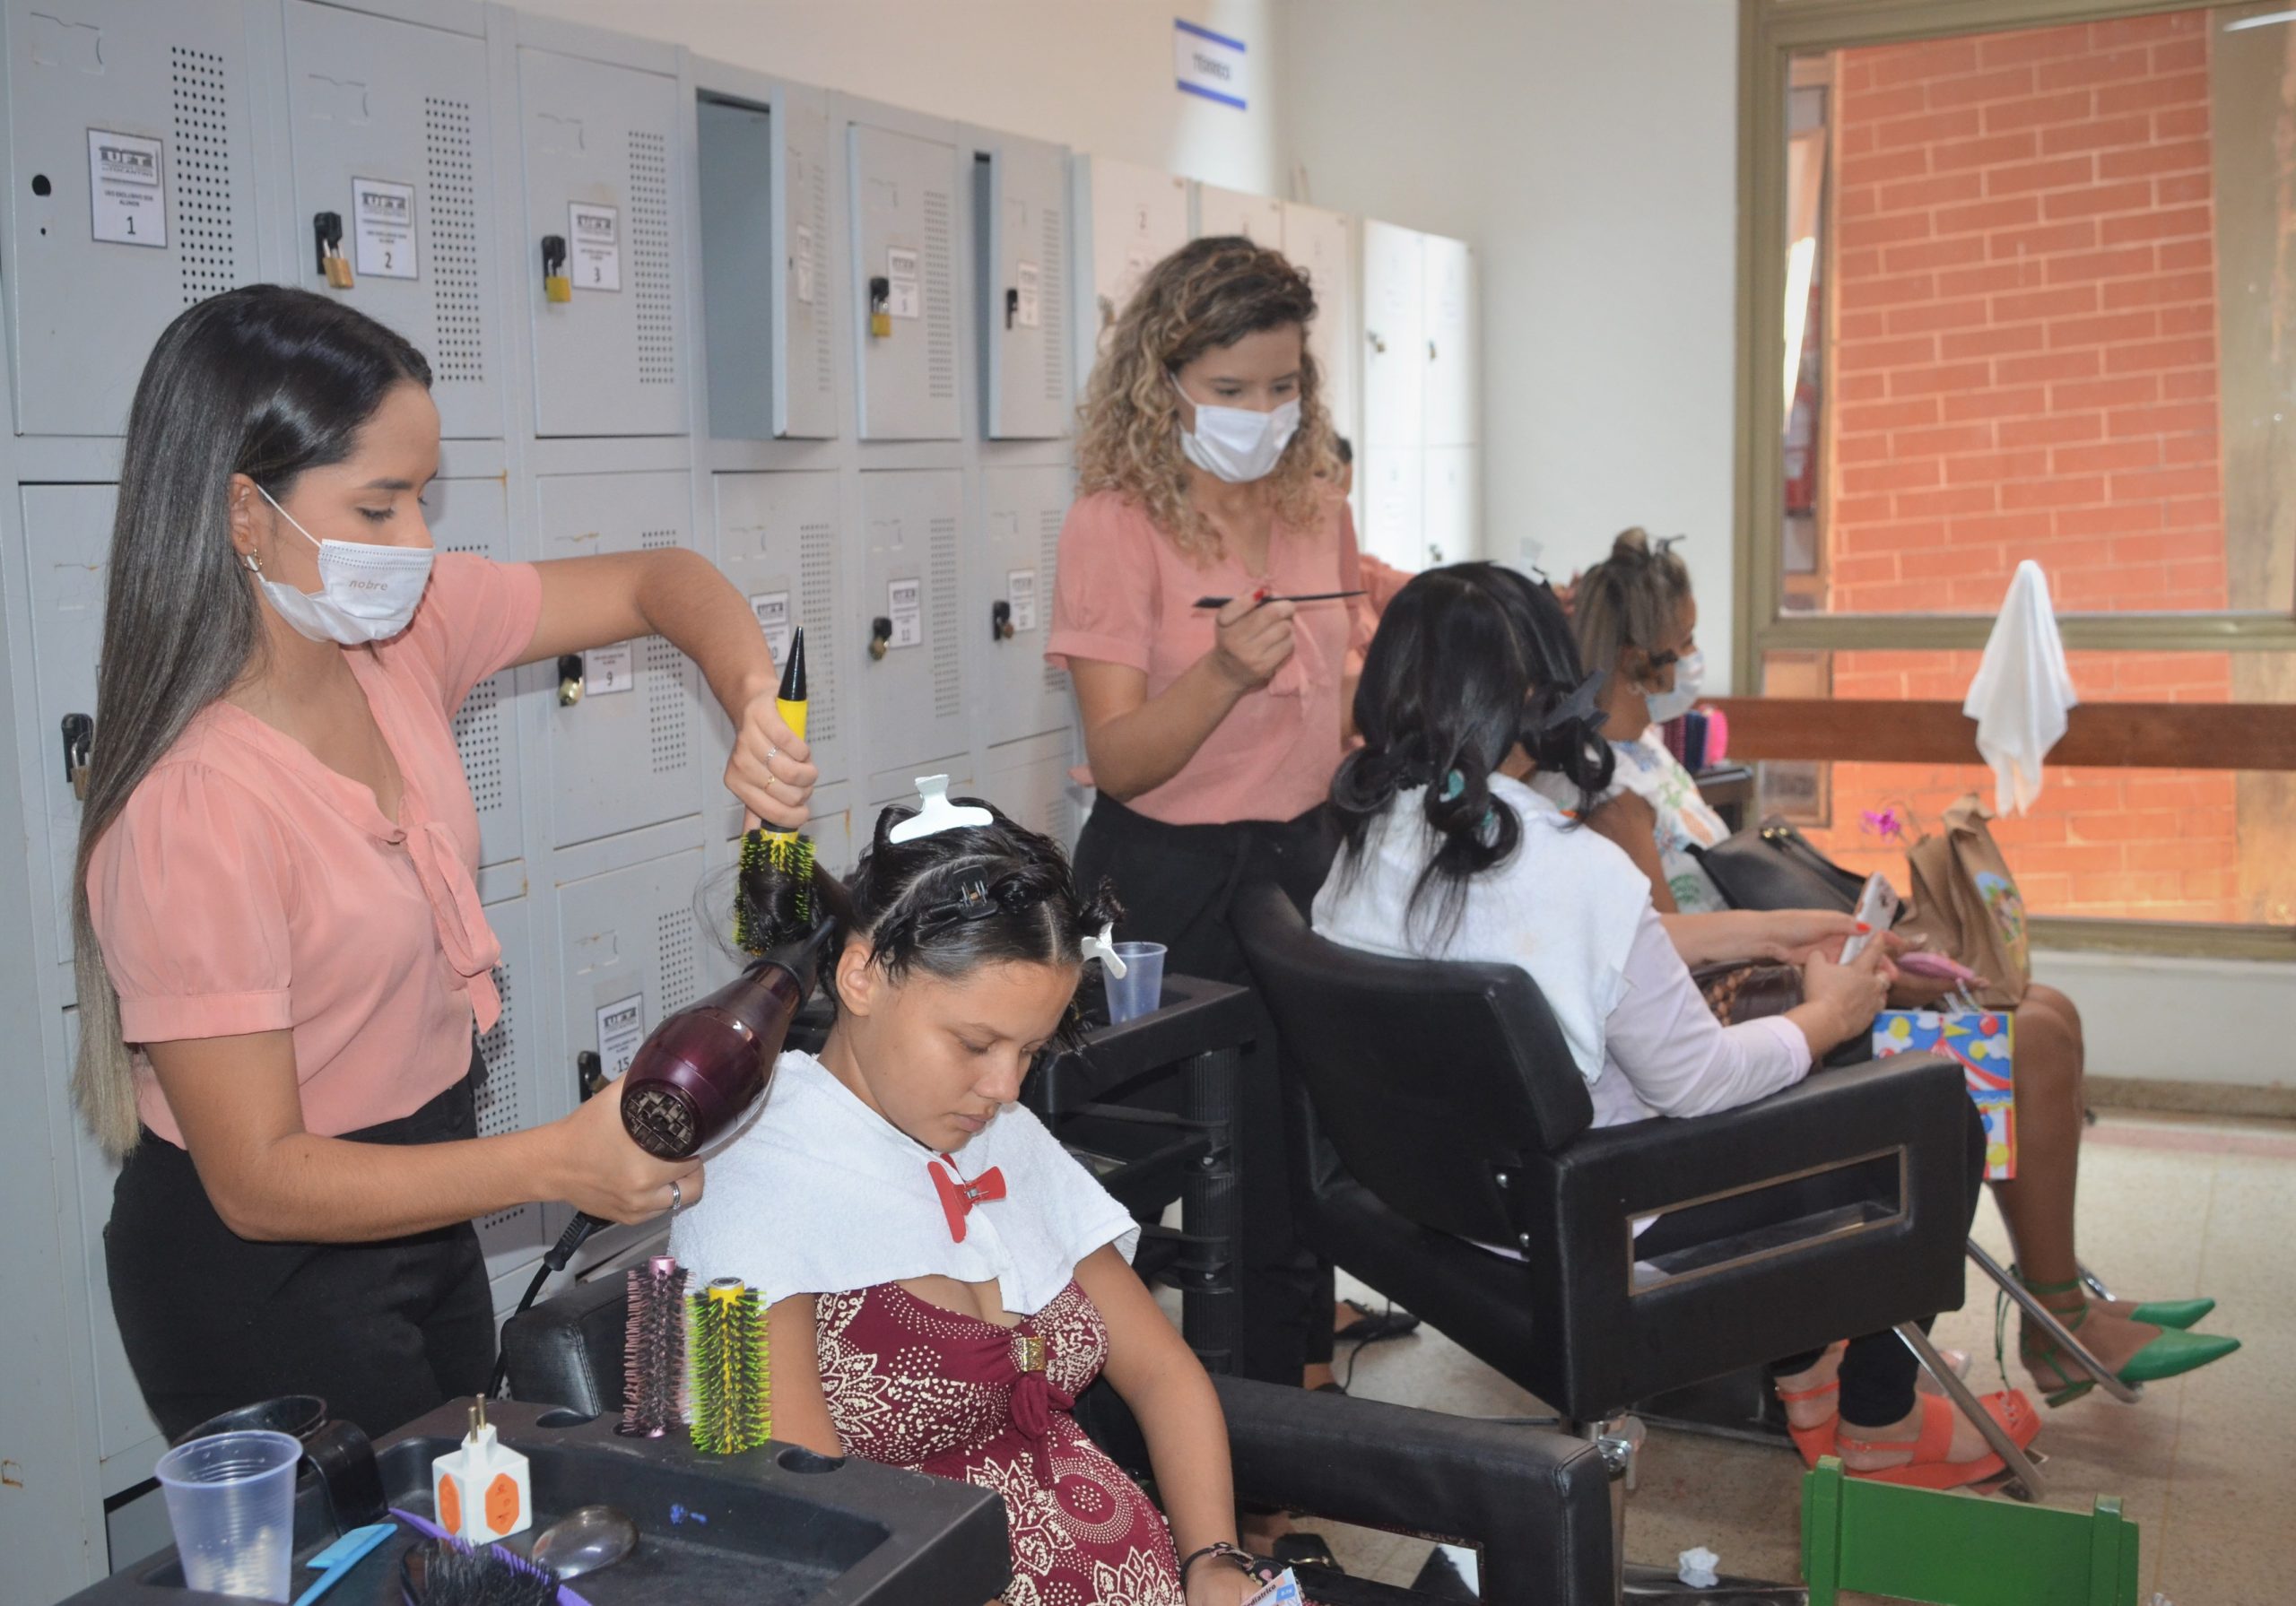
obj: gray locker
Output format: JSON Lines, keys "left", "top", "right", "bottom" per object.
{"left": 471, "top": 893, "right": 547, "bottom": 1280}
{"left": 978, "top": 464, "right": 1069, "bottom": 747}
{"left": 555, "top": 846, "right": 709, "bottom": 1085}
{"left": 1193, "top": 183, "right": 1280, "bottom": 245}
{"left": 857, "top": 470, "right": 966, "bottom": 799}
{"left": 22, "top": 484, "right": 113, "bottom": 972}
{"left": 3, "top": 0, "right": 258, "bottom": 437}
{"left": 712, "top": 470, "right": 846, "bottom": 792}
{"left": 429, "top": 474, "right": 523, "bottom": 869}
{"left": 1282, "top": 202, "right": 1357, "bottom": 453}
{"left": 848, "top": 121, "right": 961, "bottom": 440}
{"left": 1423, "top": 445, "right": 1479, "bottom": 568}
{"left": 517, "top": 46, "right": 687, "bottom": 437}
{"left": 532, "top": 471, "right": 709, "bottom": 847}
{"left": 985, "top": 734, "right": 1079, "bottom": 853}
{"left": 697, "top": 82, "right": 835, "bottom": 440}
{"left": 1361, "top": 447, "right": 1424, "bottom": 573}
{"left": 1361, "top": 220, "right": 1425, "bottom": 451}
{"left": 283, "top": 1, "right": 503, "bottom": 441}
{"left": 975, "top": 135, "right": 1069, "bottom": 440}
{"left": 1423, "top": 234, "right": 1476, "bottom": 448}
{"left": 1074, "top": 154, "right": 1187, "bottom": 378}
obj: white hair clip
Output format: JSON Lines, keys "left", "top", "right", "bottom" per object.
{"left": 888, "top": 775, "right": 993, "bottom": 844}
{"left": 1080, "top": 923, "right": 1128, "bottom": 978}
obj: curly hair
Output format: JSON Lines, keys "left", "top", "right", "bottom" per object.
{"left": 1076, "top": 235, "right": 1337, "bottom": 563}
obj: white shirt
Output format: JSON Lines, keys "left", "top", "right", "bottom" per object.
{"left": 1312, "top": 774, "right": 1811, "bottom": 1128}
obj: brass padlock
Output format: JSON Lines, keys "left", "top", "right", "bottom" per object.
{"left": 557, "top": 653, "right": 586, "bottom": 707}
{"left": 542, "top": 234, "right": 572, "bottom": 304}
{"left": 868, "top": 616, "right": 892, "bottom": 662}
{"left": 990, "top": 600, "right": 1014, "bottom": 643}
{"left": 313, "top": 213, "right": 352, "bottom": 290}
{"left": 867, "top": 275, "right": 891, "bottom": 338}
{"left": 62, "top": 712, "right": 93, "bottom": 802}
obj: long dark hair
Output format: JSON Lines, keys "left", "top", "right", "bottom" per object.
{"left": 73, "top": 286, "right": 433, "bottom": 1155}
{"left": 1331, "top": 562, "right": 1613, "bottom": 945}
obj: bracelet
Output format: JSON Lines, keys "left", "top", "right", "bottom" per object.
{"left": 1178, "top": 1541, "right": 1256, "bottom": 1581}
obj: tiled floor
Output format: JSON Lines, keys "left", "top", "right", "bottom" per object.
{"left": 1301, "top": 1111, "right": 2294, "bottom": 1604}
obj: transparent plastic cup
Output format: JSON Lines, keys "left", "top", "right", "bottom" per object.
{"left": 155, "top": 1428, "right": 301, "bottom": 1602}
{"left": 1104, "top": 942, "right": 1167, "bottom": 1024}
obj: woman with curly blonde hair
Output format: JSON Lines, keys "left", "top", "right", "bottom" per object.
{"left": 1048, "top": 236, "right": 1380, "bottom": 1402}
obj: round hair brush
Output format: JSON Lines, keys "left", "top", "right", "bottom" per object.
{"left": 687, "top": 1276, "right": 770, "bottom": 1454}
{"left": 735, "top": 627, "right": 813, "bottom": 955}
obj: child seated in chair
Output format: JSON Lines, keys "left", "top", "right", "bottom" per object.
{"left": 672, "top": 794, "right": 1274, "bottom": 1605}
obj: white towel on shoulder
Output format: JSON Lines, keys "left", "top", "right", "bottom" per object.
{"left": 1963, "top": 560, "right": 2078, "bottom": 816}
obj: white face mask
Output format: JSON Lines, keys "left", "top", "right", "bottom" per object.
{"left": 1173, "top": 375, "right": 1300, "bottom": 484}
{"left": 249, "top": 484, "right": 433, "bottom": 645}
{"left": 1643, "top": 647, "right": 1706, "bottom": 725}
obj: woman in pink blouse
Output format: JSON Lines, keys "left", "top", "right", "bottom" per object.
{"left": 75, "top": 287, "right": 817, "bottom": 1437}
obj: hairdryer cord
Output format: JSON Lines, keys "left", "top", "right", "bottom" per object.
{"left": 485, "top": 1211, "right": 604, "bottom": 1398}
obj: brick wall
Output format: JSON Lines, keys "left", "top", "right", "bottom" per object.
{"left": 1807, "top": 13, "right": 2242, "bottom": 922}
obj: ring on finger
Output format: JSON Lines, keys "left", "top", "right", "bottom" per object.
{"left": 669, "top": 1177, "right": 684, "bottom": 1213}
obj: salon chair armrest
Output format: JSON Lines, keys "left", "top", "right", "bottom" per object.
{"left": 502, "top": 1270, "right": 629, "bottom": 1415}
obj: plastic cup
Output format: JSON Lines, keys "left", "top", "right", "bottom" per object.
{"left": 155, "top": 1428, "right": 301, "bottom": 1602}
{"left": 1104, "top": 942, "right": 1167, "bottom": 1024}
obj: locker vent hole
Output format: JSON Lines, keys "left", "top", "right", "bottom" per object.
{"left": 171, "top": 47, "right": 239, "bottom": 305}
{"left": 923, "top": 187, "right": 955, "bottom": 400}
{"left": 451, "top": 674, "right": 506, "bottom": 815}
{"left": 799, "top": 520, "right": 838, "bottom": 744}
{"left": 1040, "top": 206, "right": 1066, "bottom": 404}
{"left": 629, "top": 130, "right": 675, "bottom": 386}
{"left": 424, "top": 98, "right": 484, "bottom": 385}
{"left": 1040, "top": 506, "right": 1065, "bottom": 698}
{"left": 809, "top": 159, "right": 833, "bottom": 395}
{"left": 930, "top": 515, "right": 960, "bottom": 719}
{"left": 476, "top": 959, "right": 528, "bottom": 1232}
{"left": 657, "top": 910, "right": 697, "bottom": 1013}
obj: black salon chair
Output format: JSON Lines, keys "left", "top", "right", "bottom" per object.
{"left": 1234, "top": 884, "right": 2043, "bottom": 1602}
{"left": 504, "top": 1272, "right": 1614, "bottom": 1605}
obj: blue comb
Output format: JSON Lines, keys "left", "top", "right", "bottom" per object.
{"left": 291, "top": 1521, "right": 396, "bottom": 1606}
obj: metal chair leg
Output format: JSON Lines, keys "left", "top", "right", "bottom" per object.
{"left": 1894, "top": 1322, "right": 2047, "bottom": 1503}
{"left": 2079, "top": 1261, "right": 2116, "bottom": 1304}
{"left": 1578, "top": 1417, "right": 1808, "bottom": 1603}
{"left": 1967, "top": 1238, "right": 2141, "bottom": 1404}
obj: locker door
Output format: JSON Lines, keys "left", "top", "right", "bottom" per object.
{"left": 517, "top": 47, "right": 686, "bottom": 437}
{"left": 986, "top": 735, "right": 1079, "bottom": 853}
{"left": 1422, "top": 445, "right": 1480, "bottom": 568}
{"left": 857, "top": 469, "right": 966, "bottom": 799}
{"left": 472, "top": 894, "right": 548, "bottom": 1281}
{"left": 1282, "top": 202, "right": 1356, "bottom": 452}
{"left": 1078, "top": 156, "right": 1187, "bottom": 369}
{"left": 283, "top": 1, "right": 503, "bottom": 440}
{"left": 59, "top": 1011, "right": 161, "bottom": 1476}
{"left": 554, "top": 846, "right": 709, "bottom": 1128}
{"left": 1422, "top": 233, "right": 1476, "bottom": 448}
{"left": 22, "top": 484, "right": 113, "bottom": 970}
{"left": 3, "top": 0, "right": 257, "bottom": 437}
{"left": 776, "top": 88, "right": 838, "bottom": 439}
{"left": 1361, "top": 221, "right": 1424, "bottom": 451}
{"left": 1194, "top": 183, "right": 1280, "bottom": 245}
{"left": 429, "top": 475, "right": 524, "bottom": 869}
{"left": 534, "top": 472, "right": 708, "bottom": 847}
{"left": 978, "top": 464, "right": 1071, "bottom": 747}
{"left": 712, "top": 470, "right": 847, "bottom": 793}
{"left": 978, "top": 136, "right": 1069, "bottom": 440}
{"left": 848, "top": 122, "right": 960, "bottom": 441}
{"left": 1361, "top": 447, "right": 1424, "bottom": 573}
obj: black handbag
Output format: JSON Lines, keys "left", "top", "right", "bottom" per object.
{"left": 1690, "top": 820, "right": 1866, "bottom": 914}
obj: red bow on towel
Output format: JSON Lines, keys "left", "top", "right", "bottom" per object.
{"left": 930, "top": 1158, "right": 1008, "bottom": 1243}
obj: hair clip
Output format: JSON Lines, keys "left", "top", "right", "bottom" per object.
{"left": 1439, "top": 769, "right": 1466, "bottom": 803}
{"left": 889, "top": 775, "right": 993, "bottom": 845}
{"left": 914, "top": 876, "right": 1002, "bottom": 938}
{"left": 1529, "top": 673, "right": 1608, "bottom": 734}
{"left": 1656, "top": 534, "right": 1689, "bottom": 554}
{"left": 1080, "top": 923, "right": 1128, "bottom": 978}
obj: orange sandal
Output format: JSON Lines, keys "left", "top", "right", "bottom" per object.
{"left": 1836, "top": 1389, "right": 2040, "bottom": 1490}
{"left": 1774, "top": 1341, "right": 1846, "bottom": 1467}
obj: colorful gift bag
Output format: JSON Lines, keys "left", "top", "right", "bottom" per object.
{"left": 1873, "top": 1009, "right": 2016, "bottom": 1180}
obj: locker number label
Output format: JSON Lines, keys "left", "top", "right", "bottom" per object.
{"left": 1015, "top": 261, "right": 1041, "bottom": 329}
{"left": 569, "top": 203, "right": 622, "bottom": 291}
{"left": 87, "top": 129, "right": 165, "bottom": 248}
{"left": 793, "top": 225, "right": 816, "bottom": 305}
{"left": 886, "top": 579, "right": 924, "bottom": 649}
{"left": 748, "top": 591, "right": 794, "bottom": 667}
{"left": 586, "top": 641, "right": 636, "bottom": 696}
{"left": 885, "top": 247, "right": 921, "bottom": 320}
{"left": 596, "top": 994, "right": 646, "bottom": 1081}
{"left": 352, "top": 178, "right": 418, "bottom": 280}
{"left": 1006, "top": 569, "right": 1039, "bottom": 633}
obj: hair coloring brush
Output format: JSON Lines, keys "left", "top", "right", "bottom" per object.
{"left": 687, "top": 1276, "right": 770, "bottom": 1454}
{"left": 620, "top": 1254, "right": 688, "bottom": 1438}
{"left": 735, "top": 627, "right": 813, "bottom": 954}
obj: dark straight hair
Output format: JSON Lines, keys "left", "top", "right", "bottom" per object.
{"left": 72, "top": 285, "right": 432, "bottom": 1156}
{"left": 1330, "top": 561, "right": 1613, "bottom": 945}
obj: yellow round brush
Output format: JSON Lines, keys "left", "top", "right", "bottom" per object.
{"left": 735, "top": 627, "right": 814, "bottom": 954}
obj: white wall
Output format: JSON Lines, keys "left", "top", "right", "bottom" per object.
{"left": 1280, "top": 0, "right": 1743, "bottom": 688}
{"left": 502, "top": 0, "right": 1290, "bottom": 196}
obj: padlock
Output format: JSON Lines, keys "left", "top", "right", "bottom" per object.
{"left": 990, "top": 600, "right": 1014, "bottom": 643}
{"left": 556, "top": 653, "right": 586, "bottom": 707}
{"left": 542, "top": 234, "right": 572, "bottom": 304}
{"left": 61, "top": 713, "right": 93, "bottom": 803}
{"left": 867, "top": 275, "right": 891, "bottom": 339}
{"left": 1004, "top": 288, "right": 1020, "bottom": 331}
{"left": 313, "top": 213, "right": 352, "bottom": 290}
{"left": 868, "top": 616, "right": 893, "bottom": 662}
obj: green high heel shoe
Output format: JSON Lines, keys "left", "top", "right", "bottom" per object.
{"left": 2013, "top": 1274, "right": 2240, "bottom": 1408}
{"left": 2121, "top": 1295, "right": 2215, "bottom": 1330}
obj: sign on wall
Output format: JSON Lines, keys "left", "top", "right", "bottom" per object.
{"left": 1174, "top": 19, "right": 1248, "bottom": 110}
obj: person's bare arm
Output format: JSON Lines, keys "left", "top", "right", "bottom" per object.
{"left": 763, "top": 1294, "right": 844, "bottom": 1456}
{"left": 1069, "top": 596, "right": 1297, "bottom": 802}
{"left": 1585, "top": 792, "right": 1679, "bottom": 913}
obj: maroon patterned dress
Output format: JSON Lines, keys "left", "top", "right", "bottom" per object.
{"left": 814, "top": 1279, "right": 1185, "bottom": 1606}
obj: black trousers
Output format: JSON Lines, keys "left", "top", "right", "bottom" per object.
{"left": 1074, "top": 794, "right": 1339, "bottom": 1383}
{"left": 106, "top": 1048, "right": 496, "bottom": 1441}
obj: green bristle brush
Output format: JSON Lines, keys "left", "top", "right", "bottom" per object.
{"left": 735, "top": 626, "right": 813, "bottom": 955}
{"left": 688, "top": 1276, "right": 770, "bottom": 1454}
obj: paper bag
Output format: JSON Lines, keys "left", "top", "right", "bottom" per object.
{"left": 1899, "top": 794, "right": 2032, "bottom": 1008}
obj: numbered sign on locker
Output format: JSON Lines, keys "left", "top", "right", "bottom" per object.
{"left": 1423, "top": 234, "right": 1477, "bottom": 448}
{"left": 283, "top": 0, "right": 504, "bottom": 441}
{"left": 3, "top": 0, "right": 257, "bottom": 437}
{"left": 517, "top": 45, "right": 686, "bottom": 437}
{"left": 848, "top": 120, "right": 960, "bottom": 440}
{"left": 697, "top": 82, "right": 836, "bottom": 440}
{"left": 1360, "top": 447, "right": 1425, "bottom": 573}
{"left": 978, "top": 464, "right": 1071, "bottom": 747}
{"left": 21, "top": 484, "right": 114, "bottom": 975}
{"left": 430, "top": 476, "right": 526, "bottom": 869}
{"left": 1194, "top": 183, "right": 1280, "bottom": 245}
{"left": 1282, "top": 202, "right": 1357, "bottom": 454}
{"left": 1361, "top": 220, "right": 1426, "bottom": 452}
{"left": 712, "top": 469, "right": 847, "bottom": 805}
{"left": 471, "top": 894, "right": 547, "bottom": 1282}
{"left": 532, "top": 472, "right": 709, "bottom": 847}
{"left": 857, "top": 469, "right": 966, "bottom": 800}
{"left": 976, "top": 133, "right": 1070, "bottom": 440}
{"left": 1074, "top": 155, "right": 1187, "bottom": 380}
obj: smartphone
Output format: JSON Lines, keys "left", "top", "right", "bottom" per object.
{"left": 1840, "top": 873, "right": 1901, "bottom": 962}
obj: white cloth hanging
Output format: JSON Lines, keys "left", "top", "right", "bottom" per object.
{"left": 1963, "top": 560, "right": 2079, "bottom": 816}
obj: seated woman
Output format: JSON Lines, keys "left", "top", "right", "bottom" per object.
{"left": 1567, "top": 529, "right": 2238, "bottom": 1410}
{"left": 1314, "top": 561, "right": 2039, "bottom": 1489}
{"left": 672, "top": 799, "right": 1274, "bottom": 1606}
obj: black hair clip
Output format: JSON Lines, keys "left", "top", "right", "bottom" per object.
{"left": 1656, "top": 534, "right": 1689, "bottom": 555}
{"left": 914, "top": 877, "right": 998, "bottom": 938}
{"left": 1528, "top": 673, "right": 1608, "bottom": 735}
